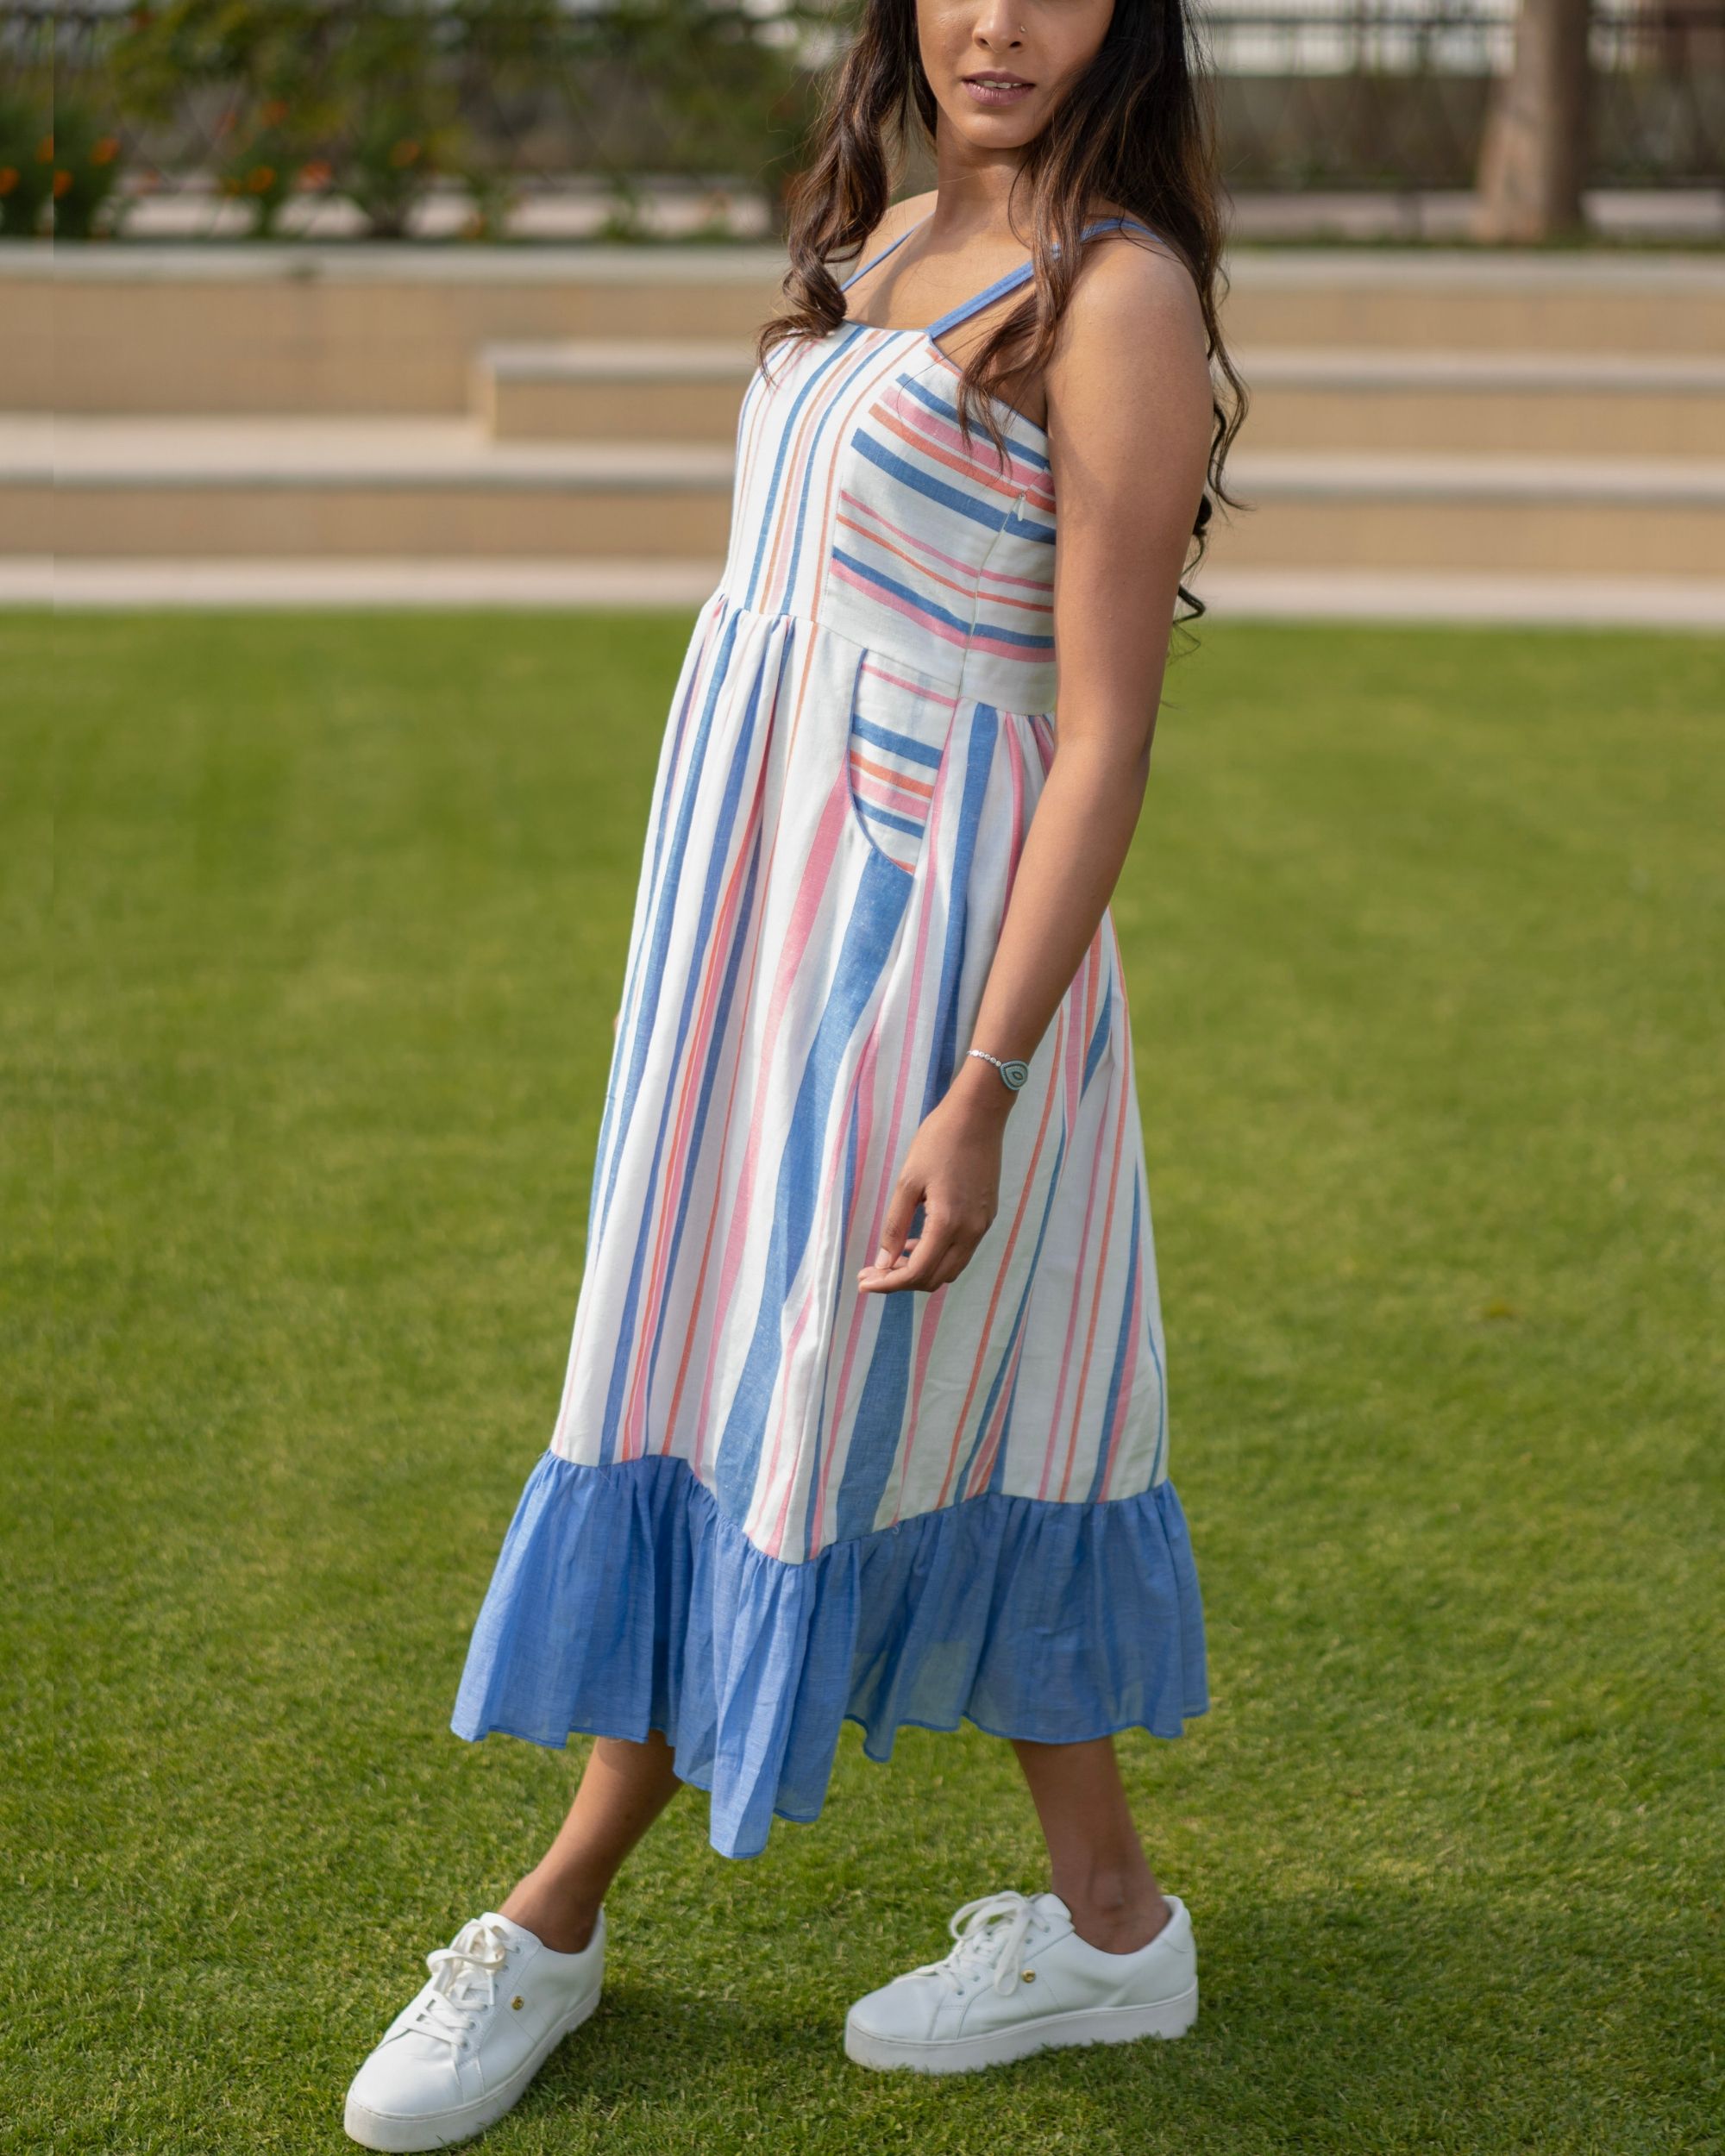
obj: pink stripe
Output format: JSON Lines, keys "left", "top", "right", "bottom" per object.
{"left": 875, "top": 398, "right": 1026, "bottom": 502}
{"left": 1093, "top": 1214, "right": 1142, "bottom": 1501}
{"left": 1056, "top": 1055, "right": 1132, "bottom": 1501}
{"left": 812, "top": 1026, "right": 887, "bottom": 1542}
{"left": 841, "top": 490, "right": 982, "bottom": 585}
{"left": 854, "top": 773, "right": 934, "bottom": 822}
{"left": 691, "top": 641, "right": 836, "bottom": 1478}
{"left": 761, "top": 338, "right": 907, "bottom": 618}
{"left": 622, "top": 749, "right": 764, "bottom": 1459}
{"left": 966, "top": 627, "right": 1055, "bottom": 664}
{"left": 1027, "top": 937, "right": 1109, "bottom": 1495}
{"left": 860, "top": 657, "right": 959, "bottom": 707}
{"left": 980, "top": 561, "right": 1055, "bottom": 595}
{"left": 875, "top": 388, "right": 1039, "bottom": 493}
{"left": 836, "top": 510, "right": 980, "bottom": 608}
{"left": 824, "top": 759, "right": 959, "bottom": 1531}
{"left": 831, "top": 558, "right": 972, "bottom": 649}
{"left": 749, "top": 762, "right": 900, "bottom": 1528}
{"left": 976, "top": 589, "right": 1053, "bottom": 616}
{"left": 929, "top": 1001, "right": 1070, "bottom": 1514}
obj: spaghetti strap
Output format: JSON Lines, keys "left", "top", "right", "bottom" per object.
{"left": 925, "top": 215, "right": 1164, "bottom": 339}
{"left": 837, "top": 214, "right": 932, "bottom": 293}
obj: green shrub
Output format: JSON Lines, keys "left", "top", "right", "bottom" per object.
{"left": 0, "top": 86, "right": 55, "bottom": 239}
{"left": 47, "top": 102, "right": 130, "bottom": 241}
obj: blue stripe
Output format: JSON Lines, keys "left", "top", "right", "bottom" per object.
{"left": 713, "top": 846, "right": 917, "bottom": 1520}
{"left": 804, "top": 1085, "right": 867, "bottom": 1557}
{"left": 900, "top": 374, "right": 1051, "bottom": 471}
{"left": 925, "top": 705, "right": 1000, "bottom": 1115}
{"left": 598, "top": 607, "right": 742, "bottom": 1236}
{"left": 742, "top": 327, "right": 870, "bottom": 610}
{"left": 850, "top": 432, "right": 1021, "bottom": 540}
{"left": 965, "top": 1124, "right": 1070, "bottom": 1498}
{"left": 637, "top": 833, "right": 764, "bottom": 1444}
{"left": 833, "top": 546, "right": 975, "bottom": 639}
{"left": 834, "top": 544, "right": 1055, "bottom": 652}
{"left": 1000, "top": 503, "right": 1057, "bottom": 548}
{"left": 851, "top": 712, "right": 945, "bottom": 768}
{"left": 833, "top": 1266, "right": 916, "bottom": 1545}
{"left": 1083, "top": 1186, "right": 1140, "bottom": 1505}
{"left": 1082, "top": 973, "right": 1114, "bottom": 1094}
{"left": 859, "top": 800, "right": 925, "bottom": 842}
{"left": 599, "top": 633, "right": 785, "bottom": 1462}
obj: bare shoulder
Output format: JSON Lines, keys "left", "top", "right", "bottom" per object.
{"left": 855, "top": 187, "right": 938, "bottom": 264}
{"left": 1059, "top": 220, "right": 1209, "bottom": 367}
{"left": 1043, "top": 217, "right": 1214, "bottom": 487}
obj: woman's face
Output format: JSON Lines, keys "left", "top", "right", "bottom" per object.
{"left": 915, "top": 0, "right": 1116, "bottom": 153}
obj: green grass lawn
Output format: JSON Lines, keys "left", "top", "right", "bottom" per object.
{"left": 10, "top": 612, "right": 1722, "bottom": 2155}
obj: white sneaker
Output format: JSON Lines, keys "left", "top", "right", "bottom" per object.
{"left": 844, "top": 1889, "right": 1197, "bottom": 2073}
{"left": 344, "top": 1909, "right": 605, "bottom": 2151}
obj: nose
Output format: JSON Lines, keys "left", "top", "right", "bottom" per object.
{"left": 970, "top": 0, "right": 1024, "bottom": 51}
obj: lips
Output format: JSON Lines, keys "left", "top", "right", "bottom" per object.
{"left": 961, "top": 73, "right": 1036, "bottom": 106}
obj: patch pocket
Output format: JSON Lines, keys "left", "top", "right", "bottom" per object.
{"left": 844, "top": 650, "right": 960, "bottom": 880}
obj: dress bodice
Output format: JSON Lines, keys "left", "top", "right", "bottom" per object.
{"left": 717, "top": 214, "right": 1160, "bottom": 717}
{"left": 718, "top": 325, "right": 1060, "bottom": 715}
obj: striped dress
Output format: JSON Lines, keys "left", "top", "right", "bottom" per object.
{"left": 454, "top": 216, "right": 1208, "bottom": 1858}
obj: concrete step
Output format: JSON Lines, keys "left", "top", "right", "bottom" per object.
{"left": 11, "top": 555, "right": 1722, "bottom": 629}
{"left": 13, "top": 417, "right": 735, "bottom": 559}
{"left": 1243, "top": 348, "right": 1725, "bottom": 455}
{"left": 479, "top": 339, "right": 756, "bottom": 442}
{"left": 477, "top": 338, "right": 1725, "bottom": 457}
{"left": 13, "top": 247, "right": 1725, "bottom": 416}
{"left": 1216, "top": 450, "right": 1725, "bottom": 576}
{"left": 14, "top": 417, "right": 1725, "bottom": 576}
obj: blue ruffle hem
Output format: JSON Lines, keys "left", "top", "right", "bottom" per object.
{"left": 451, "top": 1451, "right": 1208, "bottom": 1859}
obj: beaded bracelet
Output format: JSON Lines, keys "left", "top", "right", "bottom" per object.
{"left": 966, "top": 1049, "right": 1030, "bottom": 1092}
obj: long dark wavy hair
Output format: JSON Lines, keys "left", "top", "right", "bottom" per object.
{"left": 759, "top": 0, "right": 1245, "bottom": 621}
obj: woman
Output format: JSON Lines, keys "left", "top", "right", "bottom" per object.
{"left": 346, "top": 0, "right": 1239, "bottom": 2141}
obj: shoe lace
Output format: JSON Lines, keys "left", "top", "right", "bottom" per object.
{"left": 406, "top": 1918, "right": 511, "bottom": 2052}
{"left": 906, "top": 1890, "right": 1041, "bottom": 1999}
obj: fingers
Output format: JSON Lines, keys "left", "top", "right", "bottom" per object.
{"left": 858, "top": 1199, "right": 992, "bottom": 1295}
{"left": 859, "top": 1179, "right": 921, "bottom": 1286}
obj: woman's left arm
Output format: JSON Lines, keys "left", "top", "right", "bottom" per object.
{"left": 858, "top": 239, "right": 1214, "bottom": 1296}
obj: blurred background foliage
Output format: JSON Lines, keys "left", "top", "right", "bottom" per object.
{"left": 6, "top": 0, "right": 825, "bottom": 239}
{"left": 1, "top": 0, "right": 1721, "bottom": 240}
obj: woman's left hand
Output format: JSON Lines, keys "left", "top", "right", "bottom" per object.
{"left": 856, "top": 1087, "right": 1007, "bottom": 1295}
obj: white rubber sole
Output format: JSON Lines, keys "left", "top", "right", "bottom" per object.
{"left": 844, "top": 1981, "right": 1198, "bottom": 2074}
{"left": 342, "top": 1989, "right": 601, "bottom": 2153}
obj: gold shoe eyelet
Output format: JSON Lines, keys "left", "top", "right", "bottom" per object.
{"left": 511, "top": 1996, "right": 524, "bottom": 2009}
{"left": 1021, "top": 1970, "right": 1036, "bottom": 1983}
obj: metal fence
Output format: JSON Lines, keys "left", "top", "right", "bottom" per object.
{"left": 6, "top": 0, "right": 1722, "bottom": 238}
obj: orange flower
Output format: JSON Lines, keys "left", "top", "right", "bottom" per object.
{"left": 389, "top": 138, "right": 421, "bottom": 168}
{"left": 0, "top": 168, "right": 16, "bottom": 197}
{"left": 91, "top": 135, "right": 121, "bottom": 166}
{"left": 260, "top": 99, "right": 288, "bottom": 128}
{"left": 248, "top": 165, "right": 277, "bottom": 192}
{"left": 37, "top": 135, "right": 53, "bottom": 160}
{"left": 298, "top": 159, "right": 332, "bottom": 189}
{"left": 52, "top": 170, "right": 72, "bottom": 197}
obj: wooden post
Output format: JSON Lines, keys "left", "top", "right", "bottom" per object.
{"left": 1472, "top": 0, "right": 1594, "bottom": 241}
